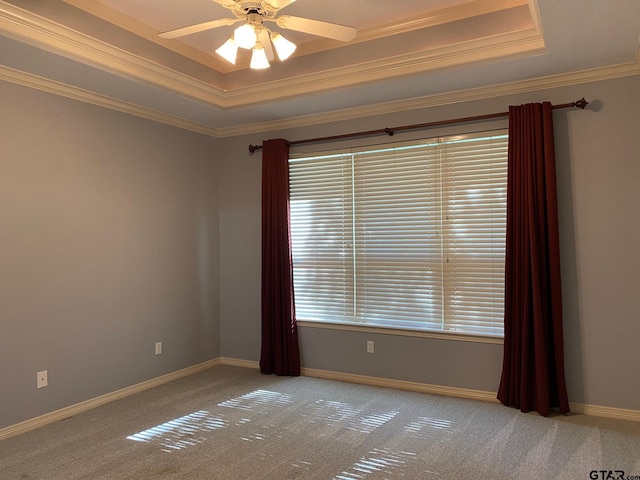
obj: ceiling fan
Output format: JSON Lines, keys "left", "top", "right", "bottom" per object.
{"left": 158, "top": 0, "right": 357, "bottom": 69}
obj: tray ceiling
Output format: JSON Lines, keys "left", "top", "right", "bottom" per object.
{"left": 1, "top": 0, "right": 639, "bottom": 136}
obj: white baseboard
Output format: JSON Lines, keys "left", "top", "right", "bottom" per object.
{"left": 569, "top": 402, "right": 640, "bottom": 422}
{"left": 215, "top": 358, "right": 496, "bottom": 401}
{"left": 218, "top": 357, "right": 260, "bottom": 369}
{"left": 3, "top": 358, "right": 638, "bottom": 442}
{"left": 217, "top": 358, "right": 640, "bottom": 422}
{"left": 299, "top": 367, "right": 499, "bottom": 403}
{"left": 0, "top": 359, "right": 219, "bottom": 442}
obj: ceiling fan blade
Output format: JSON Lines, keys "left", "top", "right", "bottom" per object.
{"left": 259, "top": 29, "right": 275, "bottom": 61}
{"left": 159, "top": 18, "right": 239, "bottom": 39}
{"left": 265, "top": 0, "right": 297, "bottom": 9}
{"left": 210, "top": 0, "right": 238, "bottom": 6}
{"left": 274, "top": 15, "right": 357, "bottom": 42}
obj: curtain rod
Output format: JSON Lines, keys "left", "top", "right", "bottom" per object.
{"left": 248, "top": 98, "right": 588, "bottom": 153}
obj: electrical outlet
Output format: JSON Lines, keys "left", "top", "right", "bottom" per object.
{"left": 155, "top": 342, "right": 162, "bottom": 355}
{"left": 37, "top": 370, "right": 48, "bottom": 389}
{"left": 366, "top": 340, "right": 375, "bottom": 354}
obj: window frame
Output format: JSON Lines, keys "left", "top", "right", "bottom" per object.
{"left": 288, "top": 130, "right": 508, "bottom": 342}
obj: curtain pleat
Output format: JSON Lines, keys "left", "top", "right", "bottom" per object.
{"left": 260, "top": 139, "right": 301, "bottom": 376}
{"left": 497, "top": 103, "right": 570, "bottom": 415}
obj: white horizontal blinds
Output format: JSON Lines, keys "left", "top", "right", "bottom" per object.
{"left": 440, "top": 133, "right": 508, "bottom": 336}
{"left": 289, "top": 152, "right": 355, "bottom": 322}
{"left": 352, "top": 142, "right": 445, "bottom": 329}
{"left": 289, "top": 130, "right": 507, "bottom": 337}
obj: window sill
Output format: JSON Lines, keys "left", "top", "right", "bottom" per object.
{"left": 296, "top": 319, "right": 504, "bottom": 345}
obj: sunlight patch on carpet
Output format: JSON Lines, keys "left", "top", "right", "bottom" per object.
{"left": 218, "top": 389, "right": 293, "bottom": 413}
{"left": 126, "top": 410, "right": 228, "bottom": 452}
{"left": 307, "top": 400, "right": 399, "bottom": 433}
{"left": 405, "top": 416, "right": 454, "bottom": 437}
{"left": 349, "top": 411, "right": 399, "bottom": 434}
{"left": 334, "top": 448, "right": 417, "bottom": 479}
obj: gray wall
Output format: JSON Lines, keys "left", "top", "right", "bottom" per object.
{"left": 2, "top": 73, "right": 638, "bottom": 431}
{"left": 0, "top": 82, "right": 221, "bottom": 428}
{"left": 219, "top": 74, "right": 640, "bottom": 411}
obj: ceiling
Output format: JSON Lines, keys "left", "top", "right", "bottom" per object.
{"left": 1, "top": 0, "right": 639, "bottom": 137}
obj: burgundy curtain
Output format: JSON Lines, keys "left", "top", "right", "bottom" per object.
{"left": 259, "top": 138, "right": 301, "bottom": 376}
{"left": 497, "top": 102, "right": 570, "bottom": 416}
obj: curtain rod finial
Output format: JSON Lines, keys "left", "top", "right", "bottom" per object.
{"left": 574, "top": 98, "right": 588, "bottom": 109}
{"left": 249, "top": 144, "right": 260, "bottom": 154}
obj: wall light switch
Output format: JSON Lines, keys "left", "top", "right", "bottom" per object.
{"left": 155, "top": 342, "right": 162, "bottom": 355}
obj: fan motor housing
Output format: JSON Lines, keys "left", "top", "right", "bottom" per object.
{"left": 238, "top": 2, "right": 267, "bottom": 15}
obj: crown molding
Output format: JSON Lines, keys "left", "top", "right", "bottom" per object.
{"left": 2, "top": 0, "right": 638, "bottom": 137}
{"left": 218, "top": 57, "right": 640, "bottom": 137}
{"left": 61, "top": 0, "right": 236, "bottom": 73}
{"left": 324, "top": 0, "right": 530, "bottom": 47}
{"left": 222, "top": 28, "right": 546, "bottom": 107}
{"left": 62, "top": 0, "right": 528, "bottom": 69}
{"left": 0, "top": 0, "right": 544, "bottom": 109}
{"left": 0, "top": 65, "right": 221, "bottom": 137}
{"left": 0, "top": 1, "right": 228, "bottom": 104}
{"left": 3, "top": 55, "right": 638, "bottom": 139}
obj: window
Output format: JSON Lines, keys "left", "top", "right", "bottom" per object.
{"left": 289, "top": 131, "right": 507, "bottom": 337}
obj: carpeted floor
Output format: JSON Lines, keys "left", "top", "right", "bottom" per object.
{"left": 1, "top": 365, "right": 639, "bottom": 479}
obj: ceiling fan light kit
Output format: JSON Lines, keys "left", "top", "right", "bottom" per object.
{"left": 233, "top": 22, "right": 257, "bottom": 49}
{"left": 158, "top": 0, "right": 357, "bottom": 70}
{"left": 271, "top": 32, "right": 296, "bottom": 60}
{"left": 250, "top": 42, "right": 270, "bottom": 69}
{"left": 214, "top": 38, "right": 239, "bottom": 64}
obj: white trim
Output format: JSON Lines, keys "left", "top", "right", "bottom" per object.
{"left": 61, "top": 0, "right": 529, "bottom": 72}
{"left": 0, "top": 359, "right": 219, "bottom": 442}
{"left": 216, "top": 360, "right": 640, "bottom": 422}
{"left": 300, "top": 367, "right": 499, "bottom": 403}
{"left": 0, "top": 0, "right": 545, "bottom": 108}
{"left": 0, "top": 2, "right": 228, "bottom": 106}
{"left": 216, "top": 359, "right": 640, "bottom": 422}
{"left": 297, "top": 320, "right": 504, "bottom": 345}
{"left": 299, "top": 366, "right": 640, "bottom": 422}
{"left": 0, "top": 65, "right": 221, "bottom": 137}
{"left": 1, "top": 359, "right": 638, "bottom": 441}
{"left": 216, "top": 358, "right": 494, "bottom": 402}
{"left": 225, "top": 59, "right": 640, "bottom": 137}
{"left": 1, "top": 0, "right": 639, "bottom": 137}
{"left": 214, "top": 359, "right": 496, "bottom": 402}
{"left": 324, "top": 0, "right": 531, "bottom": 47}
{"left": 569, "top": 403, "right": 640, "bottom": 422}
{"left": 218, "top": 29, "right": 546, "bottom": 107}
{"left": 61, "top": 0, "right": 232, "bottom": 73}
{"left": 218, "top": 357, "right": 260, "bottom": 369}
{"left": 4, "top": 60, "right": 639, "bottom": 139}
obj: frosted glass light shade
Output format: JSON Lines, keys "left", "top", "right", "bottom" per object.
{"left": 215, "top": 38, "right": 238, "bottom": 64}
{"left": 250, "top": 44, "right": 270, "bottom": 69}
{"left": 271, "top": 33, "right": 296, "bottom": 60}
{"left": 234, "top": 23, "right": 257, "bottom": 49}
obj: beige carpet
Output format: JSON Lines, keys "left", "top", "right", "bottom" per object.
{"left": 1, "top": 365, "right": 639, "bottom": 479}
